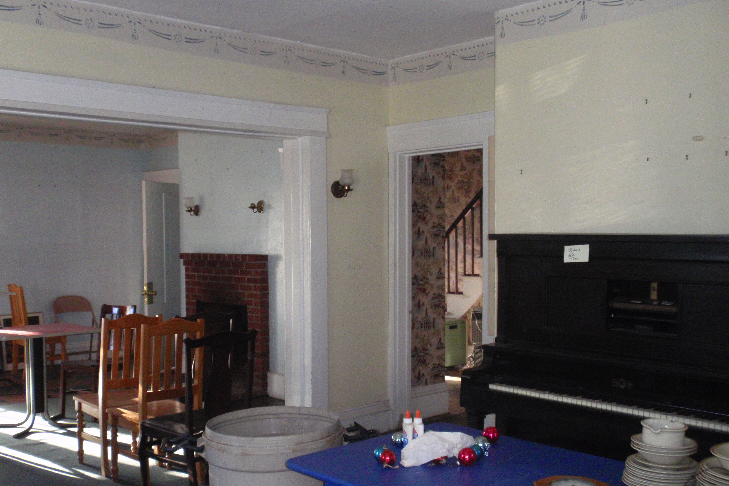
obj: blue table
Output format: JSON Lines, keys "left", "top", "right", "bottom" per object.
{"left": 286, "top": 423, "right": 626, "bottom": 486}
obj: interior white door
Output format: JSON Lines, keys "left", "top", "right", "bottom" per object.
{"left": 142, "top": 180, "right": 181, "bottom": 319}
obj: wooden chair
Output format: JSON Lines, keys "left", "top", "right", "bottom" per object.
{"left": 109, "top": 317, "right": 205, "bottom": 482}
{"left": 178, "top": 310, "right": 251, "bottom": 406}
{"left": 73, "top": 313, "right": 162, "bottom": 478}
{"left": 138, "top": 329, "right": 257, "bottom": 485}
{"left": 57, "top": 302, "right": 136, "bottom": 418}
{"left": 8, "top": 284, "right": 67, "bottom": 375}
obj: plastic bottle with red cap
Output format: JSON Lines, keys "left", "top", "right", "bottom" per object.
{"left": 402, "top": 410, "right": 414, "bottom": 444}
{"left": 413, "top": 409, "right": 424, "bottom": 439}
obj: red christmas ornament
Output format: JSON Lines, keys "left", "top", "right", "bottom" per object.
{"left": 380, "top": 449, "right": 397, "bottom": 467}
{"left": 458, "top": 447, "right": 478, "bottom": 466}
{"left": 483, "top": 426, "right": 500, "bottom": 444}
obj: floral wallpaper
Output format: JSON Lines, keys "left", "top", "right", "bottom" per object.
{"left": 411, "top": 149, "right": 483, "bottom": 387}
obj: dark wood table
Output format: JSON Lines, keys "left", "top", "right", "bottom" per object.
{"left": 286, "top": 422, "right": 626, "bottom": 486}
{"left": 0, "top": 322, "right": 100, "bottom": 438}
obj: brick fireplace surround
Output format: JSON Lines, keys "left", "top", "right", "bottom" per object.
{"left": 180, "top": 253, "right": 269, "bottom": 398}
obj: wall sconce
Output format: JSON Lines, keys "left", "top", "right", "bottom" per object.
{"left": 184, "top": 197, "right": 200, "bottom": 216}
{"left": 331, "top": 169, "right": 354, "bottom": 198}
{"left": 249, "top": 200, "right": 265, "bottom": 213}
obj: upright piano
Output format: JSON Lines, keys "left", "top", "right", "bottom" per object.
{"left": 460, "top": 234, "right": 729, "bottom": 460}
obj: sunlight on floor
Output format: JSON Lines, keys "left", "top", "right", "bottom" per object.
{"left": 0, "top": 406, "right": 176, "bottom": 470}
{"left": 0, "top": 446, "right": 80, "bottom": 479}
{"left": 0, "top": 400, "right": 192, "bottom": 484}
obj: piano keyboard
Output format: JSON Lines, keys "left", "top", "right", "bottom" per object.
{"left": 490, "top": 383, "right": 729, "bottom": 434}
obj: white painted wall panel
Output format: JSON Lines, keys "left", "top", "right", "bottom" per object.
{"left": 178, "top": 132, "right": 285, "bottom": 373}
{"left": 0, "top": 140, "right": 153, "bottom": 350}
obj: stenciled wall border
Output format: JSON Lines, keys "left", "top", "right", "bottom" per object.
{"left": 0, "top": 0, "right": 494, "bottom": 86}
{"left": 0, "top": 122, "right": 177, "bottom": 148}
{"left": 495, "top": 0, "right": 705, "bottom": 45}
{"left": 390, "top": 38, "right": 495, "bottom": 85}
{"left": 1, "top": 1, "right": 702, "bottom": 85}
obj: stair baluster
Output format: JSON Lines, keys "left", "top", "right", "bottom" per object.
{"left": 446, "top": 189, "right": 483, "bottom": 296}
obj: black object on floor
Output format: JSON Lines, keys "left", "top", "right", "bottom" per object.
{"left": 343, "top": 422, "right": 379, "bottom": 443}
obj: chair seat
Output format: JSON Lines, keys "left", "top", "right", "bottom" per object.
{"left": 112, "top": 399, "right": 186, "bottom": 425}
{"left": 73, "top": 388, "right": 139, "bottom": 414}
{"left": 141, "top": 409, "right": 207, "bottom": 439}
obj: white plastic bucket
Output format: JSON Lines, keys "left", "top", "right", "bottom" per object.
{"left": 199, "top": 406, "right": 344, "bottom": 486}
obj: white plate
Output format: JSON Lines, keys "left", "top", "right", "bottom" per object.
{"left": 696, "top": 471, "right": 726, "bottom": 486}
{"left": 623, "top": 469, "right": 694, "bottom": 486}
{"left": 631, "top": 453, "right": 697, "bottom": 470}
{"left": 632, "top": 434, "right": 699, "bottom": 453}
{"left": 627, "top": 454, "right": 698, "bottom": 476}
{"left": 625, "top": 462, "right": 697, "bottom": 481}
{"left": 700, "top": 457, "right": 729, "bottom": 483}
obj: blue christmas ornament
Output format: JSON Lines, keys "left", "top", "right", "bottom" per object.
{"left": 391, "top": 432, "right": 405, "bottom": 447}
{"left": 475, "top": 436, "right": 491, "bottom": 455}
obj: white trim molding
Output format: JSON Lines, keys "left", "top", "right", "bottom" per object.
{"left": 282, "top": 136, "right": 329, "bottom": 409}
{"left": 411, "top": 382, "right": 450, "bottom": 419}
{"left": 0, "top": 68, "right": 329, "bottom": 409}
{"left": 0, "top": 0, "right": 492, "bottom": 86}
{"left": 386, "top": 112, "right": 494, "bottom": 429}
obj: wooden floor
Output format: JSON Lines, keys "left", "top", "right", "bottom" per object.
{"left": 0, "top": 365, "right": 283, "bottom": 485}
{"left": 0, "top": 365, "right": 467, "bottom": 485}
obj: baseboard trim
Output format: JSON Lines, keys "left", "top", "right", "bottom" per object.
{"left": 334, "top": 382, "right": 450, "bottom": 434}
{"left": 336, "top": 400, "right": 393, "bottom": 433}
{"left": 411, "top": 382, "right": 450, "bottom": 419}
{"left": 267, "top": 371, "right": 285, "bottom": 400}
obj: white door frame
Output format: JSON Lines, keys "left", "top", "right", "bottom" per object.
{"left": 0, "top": 68, "right": 329, "bottom": 409}
{"left": 386, "top": 112, "right": 494, "bottom": 427}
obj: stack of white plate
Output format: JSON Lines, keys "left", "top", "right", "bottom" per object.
{"left": 623, "top": 454, "right": 698, "bottom": 486}
{"left": 622, "top": 434, "right": 699, "bottom": 486}
{"left": 695, "top": 457, "right": 729, "bottom": 485}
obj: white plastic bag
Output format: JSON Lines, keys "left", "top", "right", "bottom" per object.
{"left": 400, "top": 431, "right": 476, "bottom": 467}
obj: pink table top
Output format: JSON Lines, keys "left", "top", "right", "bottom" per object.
{"left": 0, "top": 322, "right": 99, "bottom": 340}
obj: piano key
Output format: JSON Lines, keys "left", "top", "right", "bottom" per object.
{"left": 489, "top": 383, "right": 729, "bottom": 433}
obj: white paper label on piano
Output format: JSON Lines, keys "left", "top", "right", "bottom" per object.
{"left": 564, "top": 244, "right": 589, "bottom": 263}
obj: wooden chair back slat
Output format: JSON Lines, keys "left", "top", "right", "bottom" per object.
{"left": 100, "top": 314, "right": 163, "bottom": 402}
{"left": 138, "top": 317, "right": 205, "bottom": 419}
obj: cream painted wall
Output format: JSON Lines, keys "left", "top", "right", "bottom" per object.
{"left": 0, "top": 20, "right": 389, "bottom": 412}
{"left": 494, "top": 1, "right": 729, "bottom": 234}
{"left": 388, "top": 68, "right": 495, "bottom": 126}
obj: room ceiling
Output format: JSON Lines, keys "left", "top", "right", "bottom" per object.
{"left": 79, "top": 0, "right": 527, "bottom": 60}
{"left": 3, "top": 0, "right": 529, "bottom": 135}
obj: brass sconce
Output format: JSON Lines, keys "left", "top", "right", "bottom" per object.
{"left": 331, "top": 169, "right": 354, "bottom": 198}
{"left": 249, "top": 200, "right": 265, "bottom": 213}
{"left": 184, "top": 197, "right": 200, "bottom": 216}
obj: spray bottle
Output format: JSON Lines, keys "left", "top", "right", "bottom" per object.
{"left": 413, "top": 409, "right": 424, "bottom": 439}
{"left": 402, "top": 410, "right": 414, "bottom": 444}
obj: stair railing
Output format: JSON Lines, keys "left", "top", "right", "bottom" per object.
{"left": 445, "top": 188, "right": 483, "bottom": 294}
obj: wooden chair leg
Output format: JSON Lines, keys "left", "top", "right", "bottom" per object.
{"left": 138, "top": 432, "right": 151, "bottom": 486}
{"left": 186, "top": 449, "right": 198, "bottom": 486}
{"left": 110, "top": 416, "right": 119, "bottom": 481}
{"left": 101, "top": 412, "right": 110, "bottom": 478}
{"left": 75, "top": 403, "right": 85, "bottom": 465}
